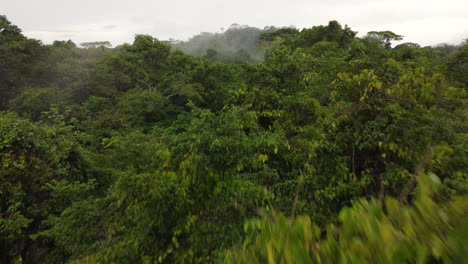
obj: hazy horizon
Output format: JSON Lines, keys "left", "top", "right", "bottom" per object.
{"left": 3, "top": 0, "right": 468, "bottom": 47}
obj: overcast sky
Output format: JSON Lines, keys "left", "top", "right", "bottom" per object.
{"left": 3, "top": 0, "right": 468, "bottom": 46}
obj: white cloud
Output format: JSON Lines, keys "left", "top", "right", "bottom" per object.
{"left": 3, "top": 0, "right": 468, "bottom": 46}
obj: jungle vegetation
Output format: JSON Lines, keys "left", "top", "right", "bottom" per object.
{"left": 1, "top": 16, "right": 467, "bottom": 263}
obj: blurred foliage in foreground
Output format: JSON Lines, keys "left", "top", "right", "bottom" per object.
{"left": 1, "top": 15, "right": 467, "bottom": 263}
{"left": 225, "top": 174, "right": 467, "bottom": 264}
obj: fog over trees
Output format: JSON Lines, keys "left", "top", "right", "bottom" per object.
{"left": 1, "top": 14, "right": 467, "bottom": 263}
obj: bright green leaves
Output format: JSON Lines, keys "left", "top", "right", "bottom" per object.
{"left": 226, "top": 174, "right": 468, "bottom": 264}
{"left": 173, "top": 106, "right": 284, "bottom": 174}
{"left": 1, "top": 17, "right": 467, "bottom": 263}
{"left": 258, "top": 154, "right": 269, "bottom": 163}
{"left": 388, "top": 67, "right": 439, "bottom": 107}
{"left": 336, "top": 69, "right": 383, "bottom": 107}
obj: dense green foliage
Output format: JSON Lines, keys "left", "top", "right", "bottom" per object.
{"left": 0, "top": 15, "right": 467, "bottom": 263}
{"left": 225, "top": 174, "right": 467, "bottom": 263}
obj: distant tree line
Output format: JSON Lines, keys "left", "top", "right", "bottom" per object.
{"left": 1, "top": 15, "right": 467, "bottom": 263}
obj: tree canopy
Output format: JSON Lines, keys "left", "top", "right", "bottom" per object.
{"left": 0, "top": 16, "right": 467, "bottom": 263}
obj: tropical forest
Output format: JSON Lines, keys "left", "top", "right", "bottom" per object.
{"left": 0, "top": 15, "right": 467, "bottom": 263}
